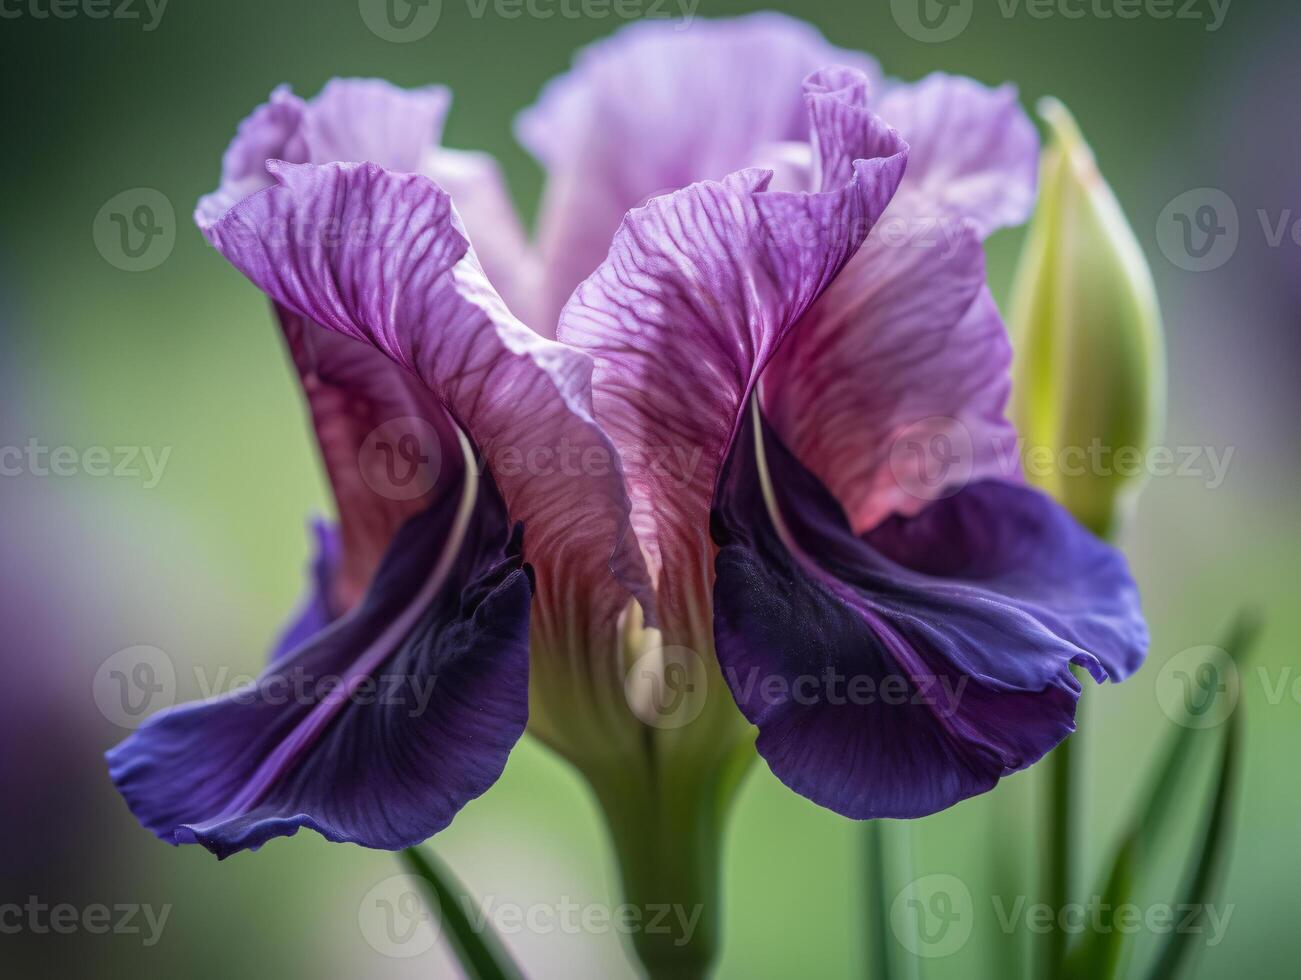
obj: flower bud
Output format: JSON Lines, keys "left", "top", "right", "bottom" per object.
{"left": 1009, "top": 98, "right": 1165, "bottom": 538}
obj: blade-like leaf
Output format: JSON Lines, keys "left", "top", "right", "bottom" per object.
{"left": 1063, "top": 610, "right": 1259, "bottom": 978}
{"left": 1061, "top": 836, "right": 1136, "bottom": 980}
{"left": 400, "top": 846, "right": 525, "bottom": 980}
{"left": 1137, "top": 610, "right": 1260, "bottom": 849}
{"left": 1145, "top": 707, "right": 1243, "bottom": 980}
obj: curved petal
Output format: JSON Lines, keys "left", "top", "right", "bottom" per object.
{"left": 197, "top": 79, "right": 451, "bottom": 236}
{"left": 195, "top": 85, "right": 306, "bottom": 232}
{"left": 878, "top": 73, "right": 1038, "bottom": 238}
{"left": 421, "top": 147, "right": 540, "bottom": 327}
{"left": 278, "top": 306, "right": 461, "bottom": 613}
{"left": 763, "top": 202, "right": 1020, "bottom": 533}
{"left": 710, "top": 407, "right": 1147, "bottom": 819}
{"left": 558, "top": 69, "right": 906, "bottom": 628}
{"left": 208, "top": 160, "right": 650, "bottom": 663}
{"left": 517, "top": 13, "right": 881, "bottom": 333}
{"left": 296, "top": 78, "right": 450, "bottom": 172}
{"left": 107, "top": 465, "right": 534, "bottom": 858}
{"left": 194, "top": 80, "right": 535, "bottom": 308}
{"left": 268, "top": 518, "right": 342, "bottom": 664}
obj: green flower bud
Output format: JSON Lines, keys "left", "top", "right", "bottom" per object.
{"left": 1009, "top": 98, "right": 1166, "bottom": 539}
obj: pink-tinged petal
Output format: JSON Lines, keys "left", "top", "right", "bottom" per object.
{"left": 558, "top": 70, "right": 906, "bottom": 628}
{"left": 422, "top": 147, "right": 540, "bottom": 328}
{"left": 195, "top": 79, "right": 450, "bottom": 236}
{"left": 763, "top": 202, "right": 1020, "bottom": 534}
{"left": 296, "top": 78, "right": 450, "bottom": 172}
{"left": 878, "top": 73, "right": 1039, "bottom": 238}
{"left": 277, "top": 306, "right": 460, "bottom": 612}
{"left": 517, "top": 13, "right": 881, "bottom": 334}
{"left": 209, "top": 161, "right": 649, "bottom": 657}
{"left": 195, "top": 86, "right": 306, "bottom": 232}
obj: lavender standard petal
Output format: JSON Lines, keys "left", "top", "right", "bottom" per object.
{"left": 517, "top": 13, "right": 881, "bottom": 332}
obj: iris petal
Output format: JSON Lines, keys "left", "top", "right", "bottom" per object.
{"left": 107, "top": 462, "right": 533, "bottom": 858}
{"left": 209, "top": 159, "right": 650, "bottom": 685}
{"left": 558, "top": 68, "right": 906, "bottom": 632}
{"left": 763, "top": 208, "right": 1018, "bottom": 533}
{"left": 878, "top": 72, "right": 1039, "bottom": 238}
{"left": 517, "top": 12, "right": 880, "bottom": 332}
{"left": 278, "top": 306, "right": 460, "bottom": 614}
{"left": 268, "top": 518, "right": 342, "bottom": 665}
{"left": 711, "top": 407, "right": 1147, "bottom": 819}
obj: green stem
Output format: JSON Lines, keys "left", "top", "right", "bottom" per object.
{"left": 1044, "top": 693, "right": 1081, "bottom": 979}
{"left": 594, "top": 767, "right": 727, "bottom": 980}
{"left": 864, "top": 821, "right": 894, "bottom": 980}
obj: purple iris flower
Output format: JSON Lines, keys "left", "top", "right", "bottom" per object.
{"left": 108, "top": 14, "right": 1146, "bottom": 857}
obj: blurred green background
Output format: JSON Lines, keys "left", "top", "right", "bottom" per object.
{"left": 2, "top": 1, "right": 1298, "bottom": 977}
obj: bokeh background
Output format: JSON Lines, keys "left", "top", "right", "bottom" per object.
{"left": 2, "top": 1, "right": 1298, "bottom": 977}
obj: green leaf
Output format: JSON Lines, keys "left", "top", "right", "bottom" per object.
{"left": 1145, "top": 707, "right": 1243, "bottom": 980}
{"left": 1063, "top": 610, "right": 1259, "bottom": 978}
{"left": 1136, "top": 610, "right": 1259, "bottom": 851}
{"left": 399, "top": 846, "right": 525, "bottom": 980}
{"left": 1061, "top": 836, "right": 1136, "bottom": 980}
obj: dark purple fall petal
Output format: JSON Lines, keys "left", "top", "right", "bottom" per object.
{"left": 558, "top": 67, "right": 906, "bottom": 630}
{"left": 268, "top": 518, "right": 342, "bottom": 665}
{"left": 107, "top": 470, "right": 533, "bottom": 858}
{"left": 710, "top": 409, "right": 1147, "bottom": 819}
